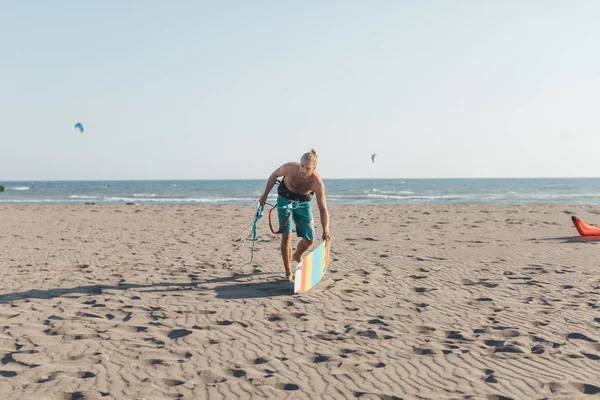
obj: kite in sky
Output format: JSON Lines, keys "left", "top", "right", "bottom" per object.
{"left": 74, "top": 123, "right": 84, "bottom": 133}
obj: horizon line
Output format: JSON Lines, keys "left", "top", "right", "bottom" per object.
{"left": 2, "top": 176, "right": 600, "bottom": 182}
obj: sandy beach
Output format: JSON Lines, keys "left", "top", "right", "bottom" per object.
{"left": 0, "top": 204, "right": 599, "bottom": 399}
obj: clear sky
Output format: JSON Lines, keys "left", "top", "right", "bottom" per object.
{"left": 2, "top": 1, "right": 599, "bottom": 180}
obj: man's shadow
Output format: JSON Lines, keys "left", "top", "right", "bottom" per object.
{"left": 0, "top": 272, "right": 292, "bottom": 303}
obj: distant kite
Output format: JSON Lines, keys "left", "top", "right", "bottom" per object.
{"left": 371, "top": 153, "right": 376, "bottom": 163}
{"left": 74, "top": 123, "right": 84, "bottom": 133}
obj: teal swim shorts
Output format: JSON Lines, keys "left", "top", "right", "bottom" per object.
{"left": 276, "top": 196, "right": 314, "bottom": 240}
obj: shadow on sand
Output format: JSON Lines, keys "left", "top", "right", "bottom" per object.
{"left": 0, "top": 272, "right": 287, "bottom": 303}
{"left": 214, "top": 279, "right": 294, "bottom": 299}
{"left": 535, "top": 236, "right": 600, "bottom": 244}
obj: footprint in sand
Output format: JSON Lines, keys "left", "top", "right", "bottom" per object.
{"left": 574, "top": 383, "right": 600, "bottom": 395}
{"left": 530, "top": 340, "right": 548, "bottom": 353}
{"left": 313, "top": 355, "right": 329, "bottom": 363}
{"left": 368, "top": 318, "right": 388, "bottom": 326}
{"left": 357, "top": 330, "right": 378, "bottom": 339}
{"left": 67, "top": 392, "right": 108, "bottom": 400}
{"left": 484, "top": 340, "right": 505, "bottom": 348}
{"left": 197, "top": 369, "right": 228, "bottom": 385}
{"left": 496, "top": 329, "right": 520, "bottom": 338}
{"left": 167, "top": 329, "right": 192, "bottom": 340}
{"left": 413, "top": 348, "right": 437, "bottom": 356}
{"left": 163, "top": 378, "right": 185, "bottom": 387}
{"left": 493, "top": 345, "right": 524, "bottom": 354}
{"left": 567, "top": 333, "right": 597, "bottom": 343}
{"left": 275, "top": 383, "right": 300, "bottom": 391}
{"left": 37, "top": 371, "right": 97, "bottom": 382}
{"left": 447, "top": 331, "right": 472, "bottom": 341}
{"left": 581, "top": 352, "right": 600, "bottom": 360}
{"left": 545, "top": 381, "right": 600, "bottom": 396}
{"left": 232, "top": 369, "right": 246, "bottom": 378}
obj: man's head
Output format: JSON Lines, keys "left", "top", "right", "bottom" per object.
{"left": 300, "top": 149, "right": 318, "bottom": 178}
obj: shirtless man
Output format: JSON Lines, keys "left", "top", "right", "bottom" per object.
{"left": 259, "top": 149, "right": 330, "bottom": 281}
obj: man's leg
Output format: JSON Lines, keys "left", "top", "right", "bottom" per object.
{"left": 277, "top": 196, "right": 294, "bottom": 280}
{"left": 292, "top": 202, "right": 315, "bottom": 262}
{"left": 293, "top": 238, "right": 314, "bottom": 263}
{"left": 281, "top": 232, "right": 293, "bottom": 280}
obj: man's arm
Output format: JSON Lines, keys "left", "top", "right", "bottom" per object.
{"left": 314, "top": 180, "right": 330, "bottom": 241}
{"left": 259, "top": 163, "right": 293, "bottom": 205}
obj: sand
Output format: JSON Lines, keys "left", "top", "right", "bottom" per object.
{"left": 0, "top": 204, "right": 599, "bottom": 400}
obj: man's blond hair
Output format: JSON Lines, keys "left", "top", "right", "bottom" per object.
{"left": 301, "top": 149, "right": 318, "bottom": 166}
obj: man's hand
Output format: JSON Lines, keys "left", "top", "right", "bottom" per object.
{"left": 258, "top": 194, "right": 268, "bottom": 206}
{"left": 322, "top": 231, "right": 331, "bottom": 241}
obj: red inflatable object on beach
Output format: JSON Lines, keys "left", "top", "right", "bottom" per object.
{"left": 571, "top": 216, "right": 600, "bottom": 236}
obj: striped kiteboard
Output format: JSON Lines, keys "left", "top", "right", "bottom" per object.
{"left": 294, "top": 240, "right": 331, "bottom": 294}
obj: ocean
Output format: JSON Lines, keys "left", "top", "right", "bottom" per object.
{"left": 2, "top": 178, "right": 600, "bottom": 206}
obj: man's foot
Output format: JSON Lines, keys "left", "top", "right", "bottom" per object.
{"left": 285, "top": 265, "right": 294, "bottom": 282}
